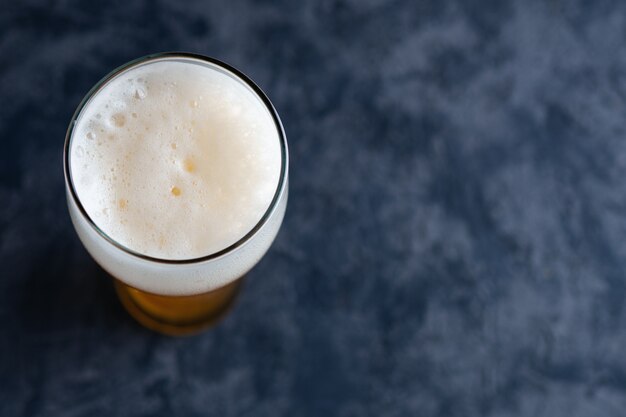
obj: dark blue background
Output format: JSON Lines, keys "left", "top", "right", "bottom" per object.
{"left": 2, "top": 0, "right": 626, "bottom": 416}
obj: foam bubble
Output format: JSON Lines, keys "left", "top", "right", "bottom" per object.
{"left": 111, "top": 113, "right": 126, "bottom": 127}
{"left": 134, "top": 87, "right": 146, "bottom": 100}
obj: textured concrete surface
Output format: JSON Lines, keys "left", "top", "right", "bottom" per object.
{"left": 2, "top": 0, "right": 626, "bottom": 416}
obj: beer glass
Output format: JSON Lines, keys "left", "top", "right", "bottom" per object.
{"left": 63, "top": 53, "right": 288, "bottom": 335}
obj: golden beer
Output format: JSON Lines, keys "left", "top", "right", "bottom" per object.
{"left": 64, "top": 53, "right": 288, "bottom": 335}
{"left": 115, "top": 278, "right": 242, "bottom": 335}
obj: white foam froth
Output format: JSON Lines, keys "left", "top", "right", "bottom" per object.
{"left": 70, "top": 60, "right": 282, "bottom": 261}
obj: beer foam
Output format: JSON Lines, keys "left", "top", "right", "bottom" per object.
{"left": 69, "top": 60, "right": 282, "bottom": 260}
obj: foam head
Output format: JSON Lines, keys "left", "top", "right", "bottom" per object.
{"left": 65, "top": 55, "right": 288, "bottom": 295}
{"left": 70, "top": 59, "right": 281, "bottom": 259}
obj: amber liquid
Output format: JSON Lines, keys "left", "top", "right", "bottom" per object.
{"left": 114, "top": 278, "right": 243, "bottom": 336}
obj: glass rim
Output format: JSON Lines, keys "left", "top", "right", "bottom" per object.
{"left": 63, "top": 52, "right": 288, "bottom": 265}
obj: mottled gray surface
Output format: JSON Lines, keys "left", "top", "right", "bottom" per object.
{"left": 2, "top": 0, "right": 626, "bottom": 416}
